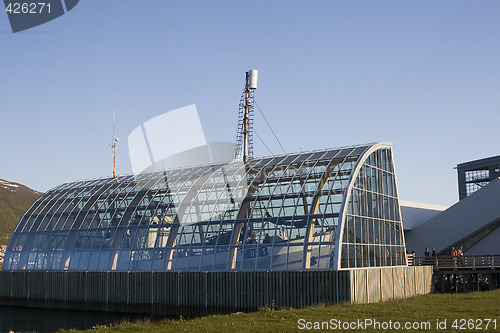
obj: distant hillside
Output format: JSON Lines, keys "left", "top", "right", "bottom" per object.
{"left": 0, "top": 179, "right": 42, "bottom": 245}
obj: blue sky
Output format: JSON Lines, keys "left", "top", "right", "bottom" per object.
{"left": 1, "top": 1, "right": 499, "bottom": 206}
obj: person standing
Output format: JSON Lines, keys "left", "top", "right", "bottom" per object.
{"left": 451, "top": 247, "right": 458, "bottom": 268}
{"left": 458, "top": 246, "right": 464, "bottom": 266}
{"left": 424, "top": 247, "right": 430, "bottom": 257}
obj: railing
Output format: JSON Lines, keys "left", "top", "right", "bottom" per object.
{"left": 407, "top": 253, "right": 414, "bottom": 266}
{"left": 412, "top": 255, "right": 500, "bottom": 271}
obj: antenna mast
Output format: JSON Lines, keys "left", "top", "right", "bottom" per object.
{"left": 111, "top": 87, "right": 119, "bottom": 182}
{"left": 112, "top": 137, "right": 119, "bottom": 182}
{"left": 235, "top": 69, "right": 258, "bottom": 163}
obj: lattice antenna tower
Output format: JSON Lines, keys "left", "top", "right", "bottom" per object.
{"left": 235, "top": 70, "right": 258, "bottom": 163}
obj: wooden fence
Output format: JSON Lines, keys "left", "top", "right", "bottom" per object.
{"left": 349, "top": 266, "right": 433, "bottom": 303}
{"left": 0, "top": 266, "right": 432, "bottom": 316}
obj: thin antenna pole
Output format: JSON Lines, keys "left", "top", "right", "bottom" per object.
{"left": 112, "top": 85, "right": 116, "bottom": 147}
{"left": 112, "top": 83, "right": 119, "bottom": 182}
{"left": 113, "top": 140, "right": 119, "bottom": 181}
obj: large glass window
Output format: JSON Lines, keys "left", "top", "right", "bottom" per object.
{"left": 340, "top": 148, "right": 406, "bottom": 269}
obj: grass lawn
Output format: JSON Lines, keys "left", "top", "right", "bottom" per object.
{"left": 59, "top": 289, "right": 500, "bottom": 333}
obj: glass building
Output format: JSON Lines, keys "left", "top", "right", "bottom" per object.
{"left": 3, "top": 142, "right": 407, "bottom": 271}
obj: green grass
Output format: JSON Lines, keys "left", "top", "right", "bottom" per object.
{"left": 59, "top": 289, "right": 500, "bottom": 333}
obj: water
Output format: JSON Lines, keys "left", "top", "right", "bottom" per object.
{"left": 0, "top": 306, "right": 151, "bottom": 333}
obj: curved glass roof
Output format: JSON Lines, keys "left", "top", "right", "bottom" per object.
{"left": 3, "top": 142, "right": 407, "bottom": 271}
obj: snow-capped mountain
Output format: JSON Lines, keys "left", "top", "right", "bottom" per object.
{"left": 0, "top": 179, "right": 43, "bottom": 244}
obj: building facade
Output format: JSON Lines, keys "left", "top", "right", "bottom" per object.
{"left": 3, "top": 142, "right": 407, "bottom": 271}
{"left": 457, "top": 155, "right": 500, "bottom": 200}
